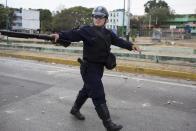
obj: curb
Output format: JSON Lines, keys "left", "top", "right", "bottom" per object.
{"left": 0, "top": 51, "right": 195, "bottom": 81}
{"left": 0, "top": 44, "right": 196, "bottom": 64}
{"left": 0, "top": 52, "right": 80, "bottom": 66}
{"left": 116, "top": 65, "right": 196, "bottom": 80}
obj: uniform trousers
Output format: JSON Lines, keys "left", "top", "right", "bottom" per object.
{"left": 75, "top": 61, "right": 106, "bottom": 108}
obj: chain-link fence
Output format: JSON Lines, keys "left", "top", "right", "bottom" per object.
{"left": 137, "top": 28, "right": 193, "bottom": 40}
{"left": 161, "top": 29, "right": 187, "bottom": 41}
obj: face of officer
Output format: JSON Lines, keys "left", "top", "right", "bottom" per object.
{"left": 92, "top": 15, "right": 108, "bottom": 27}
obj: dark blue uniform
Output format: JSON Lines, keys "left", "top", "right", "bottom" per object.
{"left": 59, "top": 25, "right": 133, "bottom": 107}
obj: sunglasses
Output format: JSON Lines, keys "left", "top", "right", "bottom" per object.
{"left": 93, "top": 15, "right": 105, "bottom": 19}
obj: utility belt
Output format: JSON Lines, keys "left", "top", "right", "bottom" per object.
{"left": 78, "top": 58, "right": 104, "bottom": 76}
{"left": 77, "top": 56, "right": 116, "bottom": 70}
{"left": 77, "top": 58, "right": 104, "bottom": 66}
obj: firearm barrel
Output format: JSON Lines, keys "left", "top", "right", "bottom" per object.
{"left": 0, "top": 30, "right": 71, "bottom": 47}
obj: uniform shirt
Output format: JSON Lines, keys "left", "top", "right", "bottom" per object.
{"left": 59, "top": 25, "right": 133, "bottom": 63}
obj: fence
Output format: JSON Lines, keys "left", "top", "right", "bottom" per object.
{"left": 161, "top": 29, "right": 186, "bottom": 40}
{"left": 136, "top": 28, "right": 194, "bottom": 40}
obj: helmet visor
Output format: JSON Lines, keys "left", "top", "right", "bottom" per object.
{"left": 92, "top": 15, "right": 106, "bottom": 19}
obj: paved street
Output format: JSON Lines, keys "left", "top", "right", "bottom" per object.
{"left": 0, "top": 57, "right": 196, "bottom": 131}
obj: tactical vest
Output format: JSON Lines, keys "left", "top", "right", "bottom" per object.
{"left": 81, "top": 26, "right": 112, "bottom": 64}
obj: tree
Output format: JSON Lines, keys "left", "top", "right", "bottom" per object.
{"left": 38, "top": 9, "right": 52, "bottom": 33}
{"left": 0, "top": 4, "right": 7, "bottom": 29}
{"left": 144, "top": 0, "right": 174, "bottom": 26}
{"left": 52, "top": 6, "right": 93, "bottom": 32}
{"left": 144, "top": 0, "right": 169, "bottom": 13}
{"left": 149, "top": 7, "right": 173, "bottom": 25}
{"left": 0, "top": 4, "right": 15, "bottom": 29}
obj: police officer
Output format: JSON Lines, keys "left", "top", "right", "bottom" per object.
{"left": 52, "top": 6, "right": 140, "bottom": 131}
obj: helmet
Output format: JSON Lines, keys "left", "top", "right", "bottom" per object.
{"left": 92, "top": 6, "right": 109, "bottom": 19}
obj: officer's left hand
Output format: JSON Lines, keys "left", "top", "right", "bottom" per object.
{"left": 50, "top": 34, "right": 59, "bottom": 43}
{"left": 132, "top": 44, "right": 141, "bottom": 52}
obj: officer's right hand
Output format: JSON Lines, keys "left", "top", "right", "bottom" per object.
{"left": 132, "top": 44, "right": 141, "bottom": 52}
{"left": 50, "top": 33, "right": 59, "bottom": 43}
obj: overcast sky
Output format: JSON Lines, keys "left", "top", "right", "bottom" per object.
{"left": 0, "top": 0, "right": 196, "bottom": 15}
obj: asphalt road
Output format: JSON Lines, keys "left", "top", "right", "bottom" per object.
{"left": 0, "top": 57, "right": 196, "bottom": 131}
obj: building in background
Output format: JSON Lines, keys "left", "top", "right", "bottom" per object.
{"left": 12, "top": 9, "right": 40, "bottom": 33}
{"left": 106, "top": 9, "right": 131, "bottom": 36}
{"left": 161, "top": 14, "right": 196, "bottom": 36}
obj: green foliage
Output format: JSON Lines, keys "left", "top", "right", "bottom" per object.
{"left": 0, "top": 6, "right": 93, "bottom": 32}
{"left": 144, "top": 0, "right": 174, "bottom": 26}
{"left": 144, "top": 0, "right": 169, "bottom": 13}
{"left": 131, "top": 16, "right": 145, "bottom": 29}
{"left": 52, "top": 6, "right": 93, "bottom": 32}
{"left": 0, "top": 4, "right": 13, "bottom": 29}
{"left": 149, "top": 7, "right": 173, "bottom": 25}
{"left": 0, "top": 4, "right": 7, "bottom": 29}
{"left": 38, "top": 9, "right": 52, "bottom": 33}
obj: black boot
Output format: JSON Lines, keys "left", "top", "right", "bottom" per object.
{"left": 70, "top": 103, "right": 85, "bottom": 120}
{"left": 95, "top": 103, "right": 123, "bottom": 131}
{"left": 70, "top": 93, "right": 88, "bottom": 120}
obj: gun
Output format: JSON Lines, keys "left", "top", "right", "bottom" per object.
{"left": 0, "top": 30, "right": 71, "bottom": 47}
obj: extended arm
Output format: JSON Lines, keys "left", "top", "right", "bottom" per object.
{"left": 51, "top": 28, "right": 83, "bottom": 46}
{"left": 110, "top": 31, "right": 140, "bottom": 52}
